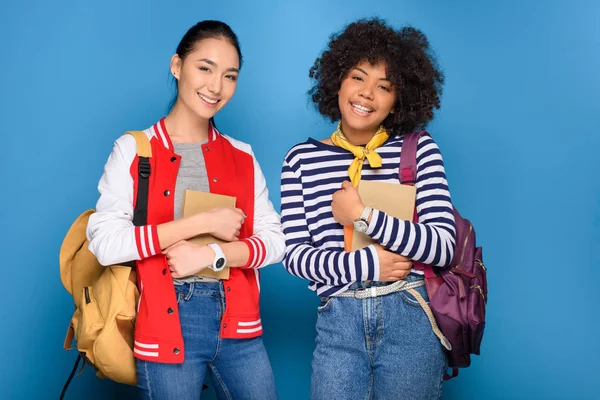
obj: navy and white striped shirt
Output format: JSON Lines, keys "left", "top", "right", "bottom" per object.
{"left": 280, "top": 134, "right": 456, "bottom": 296}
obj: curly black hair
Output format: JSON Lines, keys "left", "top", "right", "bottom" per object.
{"left": 309, "top": 18, "right": 444, "bottom": 135}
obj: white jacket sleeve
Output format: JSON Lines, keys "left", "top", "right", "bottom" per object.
{"left": 239, "top": 150, "right": 285, "bottom": 269}
{"left": 86, "top": 134, "right": 162, "bottom": 266}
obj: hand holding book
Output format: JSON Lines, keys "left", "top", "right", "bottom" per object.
{"left": 181, "top": 190, "right": 239, "bottom": 280}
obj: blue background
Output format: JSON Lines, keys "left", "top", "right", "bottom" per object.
{"left": 2, "top": 0, "right": 599, "bottom": 399}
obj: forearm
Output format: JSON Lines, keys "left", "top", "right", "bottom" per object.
{"left": 156, "top": 214, "right": 211, "bottom": 250}
{"left": 283, "top": 243, "right": 379, "bottom": 285}
{"left": 219, "top": 241, "right": 251, "bottom": 268}
{"left": 366, "top": 209, "right": 455, "bottom": 266}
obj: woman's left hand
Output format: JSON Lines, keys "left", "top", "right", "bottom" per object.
{"left": 164, "top": 241, "right": 214, "bottom": 278}
{"left": 331, "top": 180, "right": 365, "bottom": 226}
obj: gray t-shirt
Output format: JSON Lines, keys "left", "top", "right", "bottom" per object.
{"left": 171, "top": 141, "right": 218, "bottom": 284}
{"left": 172, "top": 142, "right": 210, "bottom": 219}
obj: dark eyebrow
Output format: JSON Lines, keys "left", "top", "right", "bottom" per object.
{"left": 351, "top": 67, "right": 391, "bottom": 82}
{"left": 199, "top": 58, "right": 239, "bottom": 73}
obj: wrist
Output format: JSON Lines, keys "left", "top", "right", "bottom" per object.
{"left": 366, "top": 208, "right": 373, "bottom": 224}
{"left": 196, "top": 244, "right": 215, "bottom": 272}
{"left": 352, "top": 205, "right": 372, "bottom": 233}
{"left": 353, "top": 204, "right": 366, "bottom": 222}
{"left": 207, "top": 243, "right": 226, "bottom": 271}
{"left": 191, "top": 212, "right": 211, "bottom": 236}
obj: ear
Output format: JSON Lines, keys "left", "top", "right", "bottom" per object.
{"left": 170, "top": 54, "right": 182, "bottom": 80}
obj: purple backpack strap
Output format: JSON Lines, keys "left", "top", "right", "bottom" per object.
{"left": 399, "top": 131, "right": 428, "bottom": 184}
{"left": 399, "top": 131, "right": 436, "bottom": 280}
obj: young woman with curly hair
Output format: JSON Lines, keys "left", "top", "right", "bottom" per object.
{"left": 280, "top": 18, "right": 456, "bottom": 399}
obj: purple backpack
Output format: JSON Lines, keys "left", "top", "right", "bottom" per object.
{"left": 400, "top": 131, "right": 487, "bottom": 379}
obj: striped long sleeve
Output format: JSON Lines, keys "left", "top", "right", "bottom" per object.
{"left": 365, "top": 136, "right": 456, "bottom": 266}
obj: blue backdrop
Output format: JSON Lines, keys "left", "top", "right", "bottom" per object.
{"left": 2, "top": 0, "right": 599, "bottom": 399}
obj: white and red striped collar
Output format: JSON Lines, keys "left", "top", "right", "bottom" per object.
{"left": 152, "top": 118, "right": 173, "bottom": 150}
{"left": 151, "top": 118, "right": 220, "bottom": 151}
{"left": 209, "top": 122, "right": 219, "bottom": 141}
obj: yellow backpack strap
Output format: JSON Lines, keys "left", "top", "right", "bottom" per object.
{"left": 125, "top": 131, "right": 152, "bottom": 158}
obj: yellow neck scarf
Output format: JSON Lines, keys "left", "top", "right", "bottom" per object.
{"left": 330, "top": 123, "right": 389, "bottom": 252}
{"left": 330, "top": 123, "right": 390, "bottom": 187}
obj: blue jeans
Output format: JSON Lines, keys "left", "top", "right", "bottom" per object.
{"left": 136, "top": 282, "right": 278, "bottom": 400}
{"left": 311, "top": 275, "right": 447, "bottom": 400}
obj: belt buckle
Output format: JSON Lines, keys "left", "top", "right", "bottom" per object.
{"left": 354, "top": 286, "right": 378, "bottom": 299}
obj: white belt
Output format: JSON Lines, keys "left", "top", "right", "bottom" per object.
{"left": 332, "top": 279, "right": 425, "bottom": 299}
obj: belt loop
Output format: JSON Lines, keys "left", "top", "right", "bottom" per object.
{"left": 184, "top": 282, "right": 195, "bottom": 301}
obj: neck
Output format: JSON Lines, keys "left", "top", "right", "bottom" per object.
{"left": 165, "top": 101, "right": 210, "bottom": 143}
{"left": 340, "top": 120, "right": 379, "bottom": 146}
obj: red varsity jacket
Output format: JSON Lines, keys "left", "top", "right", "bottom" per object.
{"left": 86, "top": 118, "right": 285, "bottom": 363}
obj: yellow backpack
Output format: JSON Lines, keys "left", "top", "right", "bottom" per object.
{"left": 59, "top": 131, "right": 151, "bottom": 397}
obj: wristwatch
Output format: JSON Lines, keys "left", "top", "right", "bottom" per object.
{"left": 353, "top": 206, "right": 373, "bottom": 233}
{"left": 207, "top": 243, "right": 227, "bottom": 272}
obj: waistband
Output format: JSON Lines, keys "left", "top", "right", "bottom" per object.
{"left": 173, "top": 281, "right": 223, "bottom": 296}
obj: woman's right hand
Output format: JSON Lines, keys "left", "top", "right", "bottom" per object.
{"left": 199, "top": 207, "right": 246, "bottom": 242}
{"left": 373, "top": 244, "right": 413, "bottom": 281}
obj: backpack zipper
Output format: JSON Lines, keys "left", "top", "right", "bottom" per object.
{"left": 475, "top": 259, "right": 486, "bottom": 271}
{"left": 470, "top": 284, "right": 485, "bottom": 301}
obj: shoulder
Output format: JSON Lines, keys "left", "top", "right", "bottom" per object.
{"left": 414, "top": 133, "right": 445, "bottom": 161}
{"left": 111, "top": 128, "right": 155, "bottom": 163}
{"left": 397, "top": 131, "right": 444, "bottom": 156}
{"left": 215, "top": 130, "right": 263, "bottom": 173}
{"left": 220, "top": 132, "right": 253, "bottom": 155}
{"left": 408, "top": 132, "right": 446, "bottom": 171}
{"left": 283, "top": 139, "right": 325, "bottom": 166}
{"left": 416, "top": 133, "right": 440, "bottom": 149}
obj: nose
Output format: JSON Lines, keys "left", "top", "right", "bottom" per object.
{"left": 359, "top": 84, "right": 374, "bottom": 100}
{"left": 207, "top": 74, "right": 222, "bottom": 95}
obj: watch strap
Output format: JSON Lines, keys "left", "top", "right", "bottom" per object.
{"left": 359, "top": 206, "right": 373, "bottom": 222}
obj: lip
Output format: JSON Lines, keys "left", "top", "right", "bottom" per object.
{"left": 198, "top": 92, "right": 220, "bottom": 108}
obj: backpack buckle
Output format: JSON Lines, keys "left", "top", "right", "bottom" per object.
{"left": 138, "top": 157, "right": 151, "bottom": 178}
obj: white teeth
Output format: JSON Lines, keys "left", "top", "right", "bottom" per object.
{"left": 199, "top": 93, "right": 218, "bottom": 104}
{"left": 352, "top": 103, "right": 373, "bottom": 113}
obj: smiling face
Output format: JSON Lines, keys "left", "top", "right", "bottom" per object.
{"left": 170, "top": 37, "right": 240, "bottom": 120}
{"left": 337, "top": 60, "right": 397, "bottom": 139}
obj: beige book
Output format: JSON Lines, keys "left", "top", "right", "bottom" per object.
{"left": 351, "top": 181, "right": 417, "bottom": 251}
{"left": 182, "top": 190, "right": 237, "bottom": 280}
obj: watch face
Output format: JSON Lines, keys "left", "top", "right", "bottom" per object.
{"left": 214, "top": 257, "right": 226, "bottom": 271}
{"left": 354, "top": 220, "right": 368, "bottom": 233}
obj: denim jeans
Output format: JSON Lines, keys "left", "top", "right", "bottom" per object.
{"left": 136, "top": 282, "right": 278, "bottom": 400}
{"left": 311, "top": 274, "right": 447, "bottom": 400}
